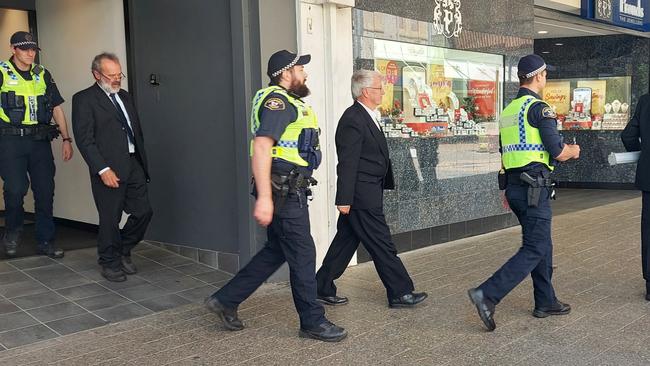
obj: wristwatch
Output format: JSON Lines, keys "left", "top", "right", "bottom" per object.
{"left": 62, "top": 137, "right": 73, "bottom": 143}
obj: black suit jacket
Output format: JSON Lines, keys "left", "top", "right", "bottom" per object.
{"left": 622, "top": 93, "right": 650, "bottom": 191}
{"left": 335, "top": 101, "right": 395, "bottom": 209}
{"left": 72, "top": 84, "right": 149, "bottom": 181}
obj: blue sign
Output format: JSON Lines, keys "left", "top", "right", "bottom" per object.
{"left": 581, "top": 0, "right": 650, "bottom": 32}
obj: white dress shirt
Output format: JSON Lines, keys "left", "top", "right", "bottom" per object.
{"left": 357, "top": 101, "right": 383, "bottom": 132}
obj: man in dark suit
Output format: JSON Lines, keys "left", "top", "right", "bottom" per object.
{"left": 622, "top": 94, "right": 650, "bottom": 300}
{"left": 315, "top": 70, "right": 427, "bottom": 308}
{"left": 72, "top": 53, "right": 152, "bottom": 282}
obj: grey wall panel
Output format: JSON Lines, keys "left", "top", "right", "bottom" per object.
{"left": 128, "top": 0, "right": 238, "bottom": 253}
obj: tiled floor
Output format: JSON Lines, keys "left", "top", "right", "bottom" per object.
{"left": 0, "top": 243, "right": 232, "bottom": 350}
{"left": 0, "top": 189, "right": 646, "bottom": 365}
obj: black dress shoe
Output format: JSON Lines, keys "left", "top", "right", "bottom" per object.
{"left": 101, "top": 267, "right": 127, "bottom": 282}
{"left": 121, "top": 256, "right": 138, "bottom": 275}
{"left": 36, "top": 242, "right": 64, "bottom": 259}
{"left": 468, "top": 288, "right": 496, "bottom": 331}
{"left": 533, "top": 300, "right": 571, "bottom": 318}
{"left": 388, "top": 292, "right": 428, "bottom": 308}
{"left": 204, "top": 296, "right": 244, "bottom": 331}
{"left": 317, "top": 295, "right": 349, "bottom": 306}
{"left": 299, "top": 321, "right": 347, "bottom": 342}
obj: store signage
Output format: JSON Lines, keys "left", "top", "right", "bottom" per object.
{"left": 581, "top": 0, "right": 650, "bottom": 32}
{"left": 433, "top": 0, "right": 463, "bottom": 38}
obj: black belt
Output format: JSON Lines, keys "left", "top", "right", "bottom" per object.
{"left": 0, "top": 125, "right": 50, "bottom": 136}
{"left": 507, "top": 173, "right": 553, "bottom": 187}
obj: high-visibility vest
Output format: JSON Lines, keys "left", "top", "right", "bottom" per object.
{"left": 250, "top": 86, "right": 318, "bottom": 167}
{"left": 500, "top": 95, "right": 553, "bottom": 171}
{"left": 0, "top": 60, "right": 47, "bottom": 125}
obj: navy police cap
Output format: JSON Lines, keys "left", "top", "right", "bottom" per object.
{"left": 10, "top": 31, "right": 40, "bottom": 50}
{"left": 267, "top": 50, "right": 311, "bottom": 78}
{"left": 517, "top": 54, "right": 555, "bottom": 78}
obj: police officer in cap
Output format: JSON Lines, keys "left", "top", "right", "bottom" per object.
{"left": 0, "top": 32, "right": 73, "bottom": 258}
{"left": 468, "top": 54, "right": 580, "bottom": 331}
{"left": 205, "top": 50, "right": 347, "bottom": 342}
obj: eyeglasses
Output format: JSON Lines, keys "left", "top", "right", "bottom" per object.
{"left": 366, "top": 86, "right": 383, "bottom": 90}
{"left": 98, "top": 71, "right": 126, "bottom": 81}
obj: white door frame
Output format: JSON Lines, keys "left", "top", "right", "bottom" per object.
{"left": 296, "top": 0, "right": 355, "bottom": 268}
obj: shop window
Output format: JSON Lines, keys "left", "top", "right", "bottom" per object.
{"left": 372, "top": 39, "right": 504, "bottom": 139}
{"left": 542, "top": 76, "right": 632, "bottom": 130}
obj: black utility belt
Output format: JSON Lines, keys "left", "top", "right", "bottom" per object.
{"left": 0, "top": 125, "right": 56, "bottom": 137}
{"left": 506, "top": 173, "right": 553, "bottom": 187}
{"left": 271, "top": 173, "right": 316, "bottom": 191}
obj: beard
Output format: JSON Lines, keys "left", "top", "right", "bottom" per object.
{"left": 98, "top": 79, "right": 121, "bottom": 94}
{"left": 290, "top": 80, "right": 310, "bottom": 98}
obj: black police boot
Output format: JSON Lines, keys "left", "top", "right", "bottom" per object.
{"left": 121, "top": 256, "right": 138, "bottom": 275}
{"left": 101, "top": 267, "right": 127, "bottom": 282}
{"left": 468, "top": 288, "right": 496, "bottom": 331}
{"left": 645, "top": 282, "right": 650, "bottom": 301}
{"left": 299, "top": 320, "right": 348, "bottom": 342}
{"left": 36, "top": 241, "right": 64, "bottom": 259}
{"left": 533, "top": 300, "right": 571, "bottom": 318}
{"left": 204, "top": 296, "right": 244, "bottom": 331}
{"left": 3, "top": 231, "right": 19, "bottom": 257}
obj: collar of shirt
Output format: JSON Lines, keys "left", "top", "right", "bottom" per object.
{"left": 517, "top": 87, "right": 541, "bottom": 99}
{"left": 9, "top": 57, "right": 33, "bottom": 80}
{"left": 356, "top": 100, "right": 382, "bottom": 131}
{"left": 273, "top": 84, "right": 303, "bottom": 101}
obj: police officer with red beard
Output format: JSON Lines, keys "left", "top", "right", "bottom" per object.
{"left": 205, "top": 50, "right": 347, "bottom": 342}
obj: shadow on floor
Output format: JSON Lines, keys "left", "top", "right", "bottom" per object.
{"left": 551, "top": 188, "right": 640, "bottom": 216}
{"left": 0, "top": 220, "right": 97, "bottom": 260}
{"left": 0, "top": 242, "right": 232, "bottom": 350}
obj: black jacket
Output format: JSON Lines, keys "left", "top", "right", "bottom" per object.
{"left": 335, "top": 101, "right": 394, "bottom": 209}
{"left": 72, "top": 84, "right": 149, "bottom": 181}
{"left": 622, "top": 93, "right": 650, "bottom": 191}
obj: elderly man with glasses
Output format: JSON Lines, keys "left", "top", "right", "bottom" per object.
{"left": 72, "top": 52, "right": 152, "bottom": 282}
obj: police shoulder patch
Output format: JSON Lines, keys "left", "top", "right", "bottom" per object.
{"left": 541, "top": 106, "right": 556, "bottom": 119}
{"left": 264, "top": 97, "right": 285, "bottom": 111}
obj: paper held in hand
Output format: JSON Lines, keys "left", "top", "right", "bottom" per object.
{"left": 608, "top": 151, "right": 640, "bottom": 166}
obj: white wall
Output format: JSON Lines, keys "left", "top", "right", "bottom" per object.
{"left": 298, "top": 1, "right": 354, "bottom": 268}
{"left": 259, "top": 0, "right": 297, "bottom": 80}
{"left": 35, "top": 0, "right": 128, "bottom": 224}
{"left": 0, "top": 8, "right": 29, "bottom": 60}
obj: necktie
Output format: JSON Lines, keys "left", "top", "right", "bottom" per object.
{"left": 109, "top": 93, "right": 135, "bottom": 145}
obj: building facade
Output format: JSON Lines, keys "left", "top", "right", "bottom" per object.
{"left": 1, "top": 0, "right": 647, "bottom": 276}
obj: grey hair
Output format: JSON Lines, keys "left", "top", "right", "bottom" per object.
{"left": 91, "top": 52, "right": 120, "bottom": 73}
{"left": 351, "top": 69, "right": 381, "bottom": 99}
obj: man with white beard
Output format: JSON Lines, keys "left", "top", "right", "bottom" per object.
{"left": 72, "top": 53, "right": 152, "bottom": 282}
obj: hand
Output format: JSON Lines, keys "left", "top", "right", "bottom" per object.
{"left": 254, "top": 196, "right": 274, "bottom": 227}
{"left": 337, "top": 205, "right": 351, "bottom": 215}
{"left": 100, "top": 169, "right": 120, "bottom": 188}
{"left": 62, "top": 141, "right": 73, "bottom": 161}
{"left": 571, "top": 144, "right": 581, "bottom": 159}
{"left": 500, "top": 191, "right": 509, "bottom": 210}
